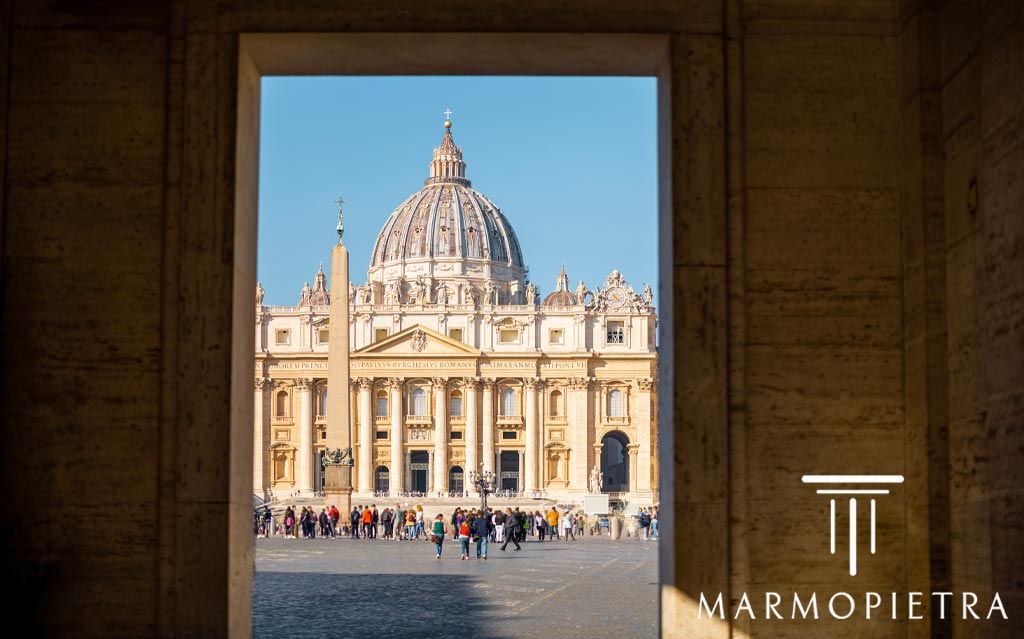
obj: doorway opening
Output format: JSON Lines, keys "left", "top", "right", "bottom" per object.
{"left": 235, "top": 33, "right": 675, "bottom": 639}
{"left": 409, "top": 451, "right": 429, "bottom": 493}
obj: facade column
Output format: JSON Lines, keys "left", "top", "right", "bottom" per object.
{"left": 465, "top": 378, "right": 479, "bottom": 476}
{"left": 389, "top": 378, "right": 404, "bottom": 496}
{"left": 432, "top": 377, "right": 448, "bottom": 494}
{"left": 627, "top": 444, "right": 640, "bottom": 495}
{"left": 357, "top": 377, "right": 373, "bottom": 493}
{"left": 636, "top": 378, "right": 654, "bottom": 493}
{"left": 569, "top": 377, "right": 591, "bottom": 492}
{"left": 296, "top": 378, "right": 313, "bottom": 493}
{"left": 253, "top": 377, "right": 268, "bottom": 497}
{"left": 524, "top": 378, "right": 540, "bottom": 493}
{"left": 481, "top": 380, "right": 495, "bottom": 475}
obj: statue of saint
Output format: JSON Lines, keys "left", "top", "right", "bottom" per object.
{"left": 299, "top": 282, "right": 312, "bottom": 306}
{"left": 525, "top": 282, "right": 537, "bottom": 305}
{"left": 255, "top": 282, "right": 265, "bottom": 306}
{"left": 643, "top": 283, "right": 653, "bottom": 305}
{"left": 484, "top": 282, "right": 496, "bottom": 305}
{"left": 384, "top": 281, "right": 400, "bottom": 305}
{"left": 575, "top": 280, "right": 588, "bottom": 306}
{"left": 590, "top": 465, "right": 602, "bottom": 493}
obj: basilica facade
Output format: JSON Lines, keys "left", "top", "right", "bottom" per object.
{"left": 253, "top": 121, "right": 658, "bottom": 505}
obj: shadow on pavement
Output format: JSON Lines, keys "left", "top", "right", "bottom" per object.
{"left": 254, "top": 572, "right": 505, "bottom": 639}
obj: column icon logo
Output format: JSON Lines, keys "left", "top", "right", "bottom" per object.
{"left": 801, "top": 474, "right": 905, "bottom": 576}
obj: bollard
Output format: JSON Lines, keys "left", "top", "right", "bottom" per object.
{"left": 609, "top": 516, "right": 621, "bottom": 540}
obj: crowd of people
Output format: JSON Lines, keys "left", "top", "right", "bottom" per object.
{"left": 254, "top": 503, "right": 660, "bottom": 550}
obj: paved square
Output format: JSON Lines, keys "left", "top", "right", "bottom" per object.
{"left": 254, "top": 537, "right": 657, "bottom": 638}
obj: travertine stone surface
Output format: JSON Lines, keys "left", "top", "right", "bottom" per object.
{"left": 0, "top": 1, "right": 1021, "bottom": 638}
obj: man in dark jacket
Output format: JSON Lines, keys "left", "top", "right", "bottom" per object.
{"left": 471, "top": 512, "right": 490, "bottom": 559}
{"left": 350, "top": 506, "right": 361, "bottom": 539}
{"left": 501, "top": 509, "right": 522, "bottom": 551}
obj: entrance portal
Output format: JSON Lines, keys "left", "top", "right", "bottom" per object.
{"left": 409, "top": 451, "right": 429, "bottom": 493}
{"left": 449, "top": 466, "right": 464, "bottom": 495}
{"left": 600, "top": 432, "right": 629, "bottom": 492}
{"left": 500, "top": 451, "right": 520, "bottom": 492}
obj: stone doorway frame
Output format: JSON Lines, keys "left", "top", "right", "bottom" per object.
{"left": 201, "top": 33, "right": 730, "bottom": 638}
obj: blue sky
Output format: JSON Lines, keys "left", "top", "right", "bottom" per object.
{"left": 257, "top": 76, "right": 657, "bottom": 306}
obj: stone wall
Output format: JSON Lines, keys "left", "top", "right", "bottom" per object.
{"left": 0, "top": 1, "right": 1020, "bottom": 638}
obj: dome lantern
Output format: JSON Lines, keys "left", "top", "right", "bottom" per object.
{"left": 427, "top": 117, "right": 469, "bottom": 187}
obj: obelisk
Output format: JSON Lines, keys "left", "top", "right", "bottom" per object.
{"left": 324, "top": 196, "right": 353, "bottom": 513}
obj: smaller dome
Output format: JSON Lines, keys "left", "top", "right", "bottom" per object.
{"left": 541, "top": 266, "right": 576, "bottom": 307}
{"left": 542, "top": 290, "right": 575, "bottom": 307}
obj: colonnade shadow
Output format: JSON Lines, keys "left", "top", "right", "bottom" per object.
{"left": 254, "top": 572, "right": 506, "bottom": 639}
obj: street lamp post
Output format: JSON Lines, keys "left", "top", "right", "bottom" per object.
{"left": 469, "top": 469, "right": 497, "bottom": 512}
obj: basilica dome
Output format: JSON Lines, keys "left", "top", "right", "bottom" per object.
{"left": 367, "top": 121, "right": 527, "bottom": 295}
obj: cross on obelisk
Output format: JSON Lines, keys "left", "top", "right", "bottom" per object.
{"left": 443, "top": 107, "right": 453, "bottom": 120}
{"left": 335, "top": 195, "right": 346, "bottom": 242}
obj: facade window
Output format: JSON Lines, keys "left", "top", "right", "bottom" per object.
{"left": 275, "top": 390, "right": 288, "bottom": 417}
{"left": 450, "top": 431, "right": 463, "bottom": 440}
{"left": 549, "top": 328, "right": 564, "bottom": 345}
{"left": 320, "top": 431, "right": 327, "bottom": 440}
{"left": 450, "top": 391, "right": 463, "bottom": 417}
{"left": 608, "top": 389, "right": 624, "bottom": 417}
{"left": 549, "top": 390, "right": 563, "bottom": 417}
{"left": 375, "top": 391, "right": 388, "bottom": 418}
{"left": 606, "top": 321, "right": 624, "bottom": 344}
{"left": 499, "top": 328, "right": 518, "bottom": 344}
{"left": 375, "top": 430, "right": 388, "bottom": 440}
{"left": 502, "top": 431, "right": 518, "bottom": 440}
{"left": 319, "top": 389, "right": 327, "bottom": 416}
{"left": 448, "top": 328, "right": 464, "bottom": 342}
{"left": 275, "top": 329, "right": 290, "bottom": 345}
{"left": 318, "top": 328, "right": 330, "bottom": 344}
{"left": 411, "top": 387, "right": 428, "bottom": 416}
{"left": 500, "top": 388, "right": 518, "bottom": 416}
{"left": 374, "top": 328, "right": 389, "bottom": 342}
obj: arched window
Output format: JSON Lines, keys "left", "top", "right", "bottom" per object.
{"left": 501, "top": 387, "right": 518, "bottom": 416}
{"left": 608, "top": 389, "right": 624, "bottom": 417}
{"left": 374, "top": 466, "right": 390, "bottom": 493}
{"left": 411, "top": 387, "right": 428, "bottom": 416}
{"left": 375, "top": 390, "right": 388, "bottom": 418}
{"left": 319, "top": 388, "right": 327, "bottom": 416}
{"left": 450, "top": 390, "right": 463, "bottom": 417}
{"left": 276, "top": 390, "right": 288, "bottom": 417}
{"left": 549, "top": 390, "right": 563, "bottom": 417}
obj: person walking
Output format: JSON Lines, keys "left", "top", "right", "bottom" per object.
{"left": 405, "top": 508, "right": 416, "bottom": 540}
{"left": 430, "top": 513, "right": 447, "bottom": 559}
{"left": 361, "top": 505, "right": 373, "bottom": 540}
{"left": 471, "top": 511, "right": 490, "bottom": 559}
{"left": 414, "top": 505, "right": 426, "bottom": 540}
{"left": 395, "top": 505, "right": 406, "bottom": 540}
{"left": 501, "top": 509, "right": 522, "bottom": 552}
{"left": 457, "top": 518, "right": 472, "bottom": 560}
{"left": 493, "top": 510, "right": 505, "bottom": 543}
{"left": 546, "top": 508, "right": 560, "bottom": 540}
{"left": 561, "top": 511, "right": 576, "bottom": 541}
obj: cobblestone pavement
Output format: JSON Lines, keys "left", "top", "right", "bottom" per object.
{"left": 253, "top": 536, "right": 658, "bottom": 639}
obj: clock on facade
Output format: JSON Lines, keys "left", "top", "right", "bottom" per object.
{"left": 606, "top": 286, "right": 627, "bottom": 308}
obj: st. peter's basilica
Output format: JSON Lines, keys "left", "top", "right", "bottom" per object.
{"left": 253, "top": 120, "right": 658, "bottom": 506}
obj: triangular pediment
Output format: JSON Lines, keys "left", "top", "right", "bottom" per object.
{"left": 354, "top": 324, "right": 480, "bottom": 356}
